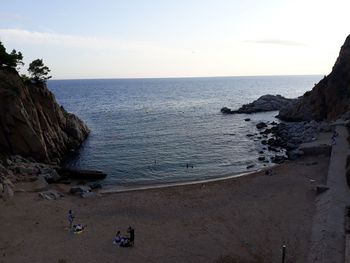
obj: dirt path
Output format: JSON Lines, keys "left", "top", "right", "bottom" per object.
{"left": 307, "top": 126, "right": 349, "bottom": 263}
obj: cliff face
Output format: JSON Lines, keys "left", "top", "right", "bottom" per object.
{"left": 278, "top": 35, "right": 350, "bottom": 121}
{"left": 0, "top": 68, "right": 89, "bottom": 163}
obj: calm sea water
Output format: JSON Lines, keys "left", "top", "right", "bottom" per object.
{"left": 48, "top": 75, "right": 321, "bottom": 186}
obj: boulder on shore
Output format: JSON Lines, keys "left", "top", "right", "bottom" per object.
{"left": 59, "top": 169, "right": 107, "bottom": 181}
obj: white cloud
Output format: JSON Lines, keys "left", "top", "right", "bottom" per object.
{"left": 0, "top": 28, "right": 187, "bottom": 55}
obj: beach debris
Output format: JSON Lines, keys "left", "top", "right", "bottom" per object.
{"left": 39, "top": 189, "right": 64, "bottom": 200}
{"left": 246, "top": 164, "right": 255, "bottom": 169}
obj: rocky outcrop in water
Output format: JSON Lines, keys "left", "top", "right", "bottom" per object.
{"left": 244, "top": 119, "right": 331, "bottom": 164}
{"left": 221, "top": 94, "right": 296, "bottom": 114}
{"left": 278, "top": 35, "right": 350, "bottom": 121}
{"left": 0, "top": 68, "right": 89, "bottom": 163}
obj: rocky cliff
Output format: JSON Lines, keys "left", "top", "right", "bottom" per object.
{"left": 278, "top": 35, "right": 350, "bottom": 121}
{"left": 0, "top": 68, "right": 89, "bottom": 163}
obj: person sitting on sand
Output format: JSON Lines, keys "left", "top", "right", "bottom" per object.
{"left": 119, "top": 237, "right": 131, "bottom": 247}
{"left": 118, "top": 227, "right": 135, "bottom": 247}
{"left": 113, "top": 231, "right": 122, "bottom": 244}
{"left": 73, "top": 224, "right": 86, "bottom": 234}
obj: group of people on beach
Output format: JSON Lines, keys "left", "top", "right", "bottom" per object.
{"left": 68, "top": 210, "right": 135, "bottom": 247}
{"left": 113, "top": 227, "right": 135, "bottom": 247}
{"left": 68, "top": 210, "right": 86, "bottom": 234}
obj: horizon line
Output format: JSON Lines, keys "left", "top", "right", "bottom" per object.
{"left": 50, "top": 73, "right": 324, "bottom": 81}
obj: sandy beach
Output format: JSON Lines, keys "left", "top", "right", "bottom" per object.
{"left": 0, "top": 154, "right": 329, "bottom": 263}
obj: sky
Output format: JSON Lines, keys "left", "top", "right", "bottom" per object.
{"left": 0, "top": 0, "right": 349, "bottom": 79}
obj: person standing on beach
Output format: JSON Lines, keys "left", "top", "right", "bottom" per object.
{"left": 128, "top": 226, "right": 135, "bottom": 246}
{"left": 68, "top": 210, "right": 75, "bottom": 229}
{"left": 331, "top": 132, "right": 337, "bottom": 145}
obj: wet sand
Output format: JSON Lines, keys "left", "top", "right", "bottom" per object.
{"left": 0, "top": 155, "right": 329, "bottom": 263}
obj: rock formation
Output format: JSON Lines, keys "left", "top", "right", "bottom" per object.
{"left": 221, "top": 94, "right": 295, "bottom": 114}
{"left": 0, "top": 68, "right": 89, "bottom": 163}
{"left": 278, "top": 35, "right": 350, "bottom": 121}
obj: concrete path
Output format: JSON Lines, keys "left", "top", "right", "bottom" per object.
{"left": 307, "top": 125, "right": 349, "bottom": 263}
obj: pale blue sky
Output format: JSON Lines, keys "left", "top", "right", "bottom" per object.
{"left": 0, "top": 0, "right": 349, "bottom": 79}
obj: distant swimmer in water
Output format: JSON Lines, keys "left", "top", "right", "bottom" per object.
{"left": 186, "top": 163, "right": 189, "bottom": 169}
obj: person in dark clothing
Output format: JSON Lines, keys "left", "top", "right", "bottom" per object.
{"left": 68, "top": 210, "right": 75, "bottom": 229}
{"left": 127, "top": 226, "right": 135, "bottom": 246}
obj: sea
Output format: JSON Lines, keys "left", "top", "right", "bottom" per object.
{"left": 48, "top": 75, "right": 321, "bottom": 187}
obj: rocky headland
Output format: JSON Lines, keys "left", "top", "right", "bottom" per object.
{"left": 222, "top": 35, "right": 350, "bottom": 166}
{"left": 222, "top": 35, "right": 350, "bottom": 121}
{"left": 0, "top": 66, "right": 95, "bottom": 200}
{"left": 0, "top": 68, "right": 89, "bottom": 163}
{"left": 221, "top": 94, "right": 295, "bottom": 114}
{"left": 277, "top": 35, "right": 350, "bottom": 121}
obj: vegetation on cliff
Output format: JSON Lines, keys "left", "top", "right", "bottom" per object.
{"left": 0, "top": 41, "right": 24, "bottom": 70}
{"left": 28, "top": 59, "right": 52, "bottom": 83}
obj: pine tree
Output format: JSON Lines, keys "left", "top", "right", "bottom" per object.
{"left": 28, "top": 59, "right": 52, "bottom": 83}
{"left": 0, "top": 41, "right": 24, "bottom": 70}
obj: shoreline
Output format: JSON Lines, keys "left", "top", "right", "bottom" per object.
{"left": 100, "top": 166, "right": 274, "bottom": 194}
